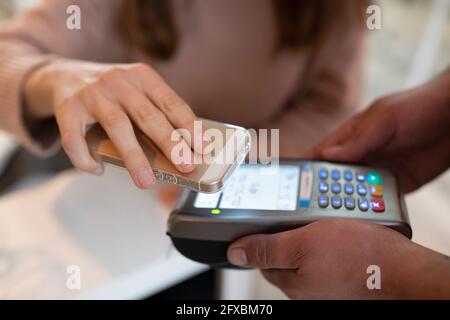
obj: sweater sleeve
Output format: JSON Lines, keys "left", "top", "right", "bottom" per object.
{"left": 0, "top": 0, "right": 126, "bottom": 156}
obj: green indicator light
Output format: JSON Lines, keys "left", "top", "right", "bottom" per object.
{"left": 366, "top": 172, "right": 382, "bottom": 185}
{"left": 211, "top": 209, "right": 221, "bottom": 215}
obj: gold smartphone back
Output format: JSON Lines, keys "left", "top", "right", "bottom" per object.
{"left": 86, "top": 119, "right": 251, "bottom": 193}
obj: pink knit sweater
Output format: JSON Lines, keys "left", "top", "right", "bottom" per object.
{"left": 0, "top": 0, "right": 366, "bottom": 157}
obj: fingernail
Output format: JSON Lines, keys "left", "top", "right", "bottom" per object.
{"left": 323, "top": 145, "right": 343, "bottom": 158}
{"left": 93, "top": 164, "right": 104, "bottom": 176}
{"left": 179, "top": 163, "right": 195, "bottom": 172}
{"left": 137, "top": 168, "right": 154, "bottom": 187}
{"left": 228, "top": 248, "right": 248, "bottom": 266}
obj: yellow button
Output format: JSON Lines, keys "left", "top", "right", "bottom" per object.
{"left": 370, "top": 185, "right": 383, "bottom": 197}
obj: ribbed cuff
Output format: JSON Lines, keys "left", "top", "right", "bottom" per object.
{"left": 0, "top": 53, "right": 60, "bottom": 157}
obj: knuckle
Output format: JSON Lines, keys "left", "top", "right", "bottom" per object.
{"left": 254, "top": 240, "right": 270, "bottom": 268}
{"left": 57, "top": 97, "right": 76, "bottom": 110}
{"left": 134, "top": 104, "right": 165, "bottom": 126}
{"left": 55, "top": 99, "right": 78, "bottom": 120}
{"left": 289, "top": 246, "right": 308, "bottom": 268}
{"left": 159, "top": 94, "right": 187, "bottom": 114}
{"left": 130, "top": 62, "right": 151, "bottom": 73}
{"left": 76, "top": 83, "right": 100, "bottom": 104}
{"left": 103, "top": 111, "right": 129, "bottom": 130}
{"left": 79, "top": 83, "right": 98, "bottom": 96}
{"left": 283, "top": 231, "right": 312, "bottom": 267}
{"left": 99, "top": 67, "right": 125, "bottom": 84}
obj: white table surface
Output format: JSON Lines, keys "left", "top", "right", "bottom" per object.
{"left": 0, "top": 166, "right": 207, "bottom": 299}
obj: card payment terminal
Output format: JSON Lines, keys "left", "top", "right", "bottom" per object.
{"left": 167, "top": 160, "right": 412, "bottom": 268}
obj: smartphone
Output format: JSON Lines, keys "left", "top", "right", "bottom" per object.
{"left": 85, "top": 119, "right": 251, "bottom": 192}
{"left": 167, "top": 160, "right": 411, "bottom": 268}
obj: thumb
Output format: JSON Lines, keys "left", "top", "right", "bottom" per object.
{"left": 227, "top": 233, "right": 301, "bottom": 269}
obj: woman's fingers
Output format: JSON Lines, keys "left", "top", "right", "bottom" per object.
{"left": 132, "top": 64, "right": 206, "bottom": 154}
{"left": 81, "top": 85, "right": 155, "bottom": 189}
{"left": 55, "top": 63, "right": 203, "bottom": 188}
{"left": 57, "top": 101, "right": 103, "bottom": 175}
{"left": 100, "top": 73, "right": 195, "bottom": 173}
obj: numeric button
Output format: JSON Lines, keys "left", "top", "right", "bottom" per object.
{"left": 318, "top": 195, "right": 329, "bottom": 208}
{"left": 356, "top": 173, "right": 365, "bottom": 182}
{"left": 344, "top": 183, "right": 354, "bottom": 195}
{"left": 344, "top": 170, "right": 353, "bottom": 181}
{"left": 331, "top": 196, "right": 342, "bottom": 209}
{"left": 319, "top": 168, "right": 328, "bottom": 180}
{"left": 358, "top": 198, "right": 369, "bottom": 211}
{"left": 331, "top": 169, "right": 340, "bottom": 180}
{"left": 319, "top": 181, "right": 328, "bottom": 193}
{"left": 331, "top": 182, "right": 341, "bottom": 194}
{"left": 345, "top": 196, "right": 355, "bottom": 210}
{"left": 357, "top": 183, "right": 367, "bottom": 196}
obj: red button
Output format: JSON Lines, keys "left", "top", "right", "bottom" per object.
{"left": 371, "top": 198, "right": 385, "bottom": 213}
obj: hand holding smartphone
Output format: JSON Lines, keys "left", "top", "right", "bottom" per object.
{"left": 86, "top": 119, "right": 251, "bottom": 192}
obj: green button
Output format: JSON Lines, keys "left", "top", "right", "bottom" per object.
{"left": 211, "top": 209, "right": 221, "bottom": 215}
{"left": 366, "top": 172, "right": 382, "bottom": 185}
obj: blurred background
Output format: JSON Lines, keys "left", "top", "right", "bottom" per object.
{"left": 0, "top": 0, "right": 449, "bottom": 299}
